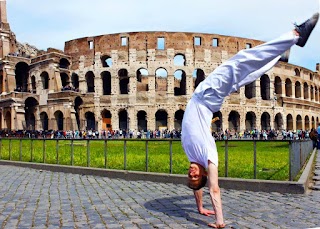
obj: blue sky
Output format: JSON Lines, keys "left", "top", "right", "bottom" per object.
{"left": 6, "top": 0, "right": 320, "bottom": 71}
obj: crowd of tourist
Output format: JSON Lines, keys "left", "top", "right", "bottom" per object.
{"left": 0, "top": 128, "right": 315, "bottom": 141}
{"left": 212, "top": 129, "right": 313, "bottom": 141}
{"left": 0, "top": 128, "right": 182, "bottom": 140}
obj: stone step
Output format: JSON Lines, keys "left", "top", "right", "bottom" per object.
{"left": 313, "top": 176, "right": 320, "bottom": 181}
{"left": 314, "top": 171, "right": 320, "bottom": 176}
{"left": 311, "top": 185, "right": 320, "bottom": 191}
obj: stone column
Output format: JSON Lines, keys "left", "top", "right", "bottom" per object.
{"left": 167, "top": 74, "right": 174, "bottom": 95}
{"left": 255, "top": 79, "right": 261, "bottom": 99}
{"left": 256, "top": 113, "right": 261, "bottom": 131}
{"left": 53, "top": 70, "right": 62, "bottom": 92}
{"left": 147, "top": 109, "right": 155, "bottom": 131}
{"left": 111, "top": 109, "right": 119, "bottom": 131}
{"left": 14, "top": 106, "right": 25, "bottom": 130}
{"left": 292, "top": 83, "right": 296, "bottom": 98}
{"left": 239, "top": 110, "right": 246, "bottom": 133}
{"left": 5, "top": 67, "right": 15, "bottom": 92}
{"left": 186, "top": 75, "right": 194, "bottom": 96}
{"left": 168, "top": 112, "right": 174, "bottom": 131}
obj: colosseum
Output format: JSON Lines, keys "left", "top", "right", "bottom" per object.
{"left": 0, "top": 1, "right": 319, "bottom": 134}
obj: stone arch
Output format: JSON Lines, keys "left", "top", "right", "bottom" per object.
{"left": 71, "top": 73, "right": 79, "bottom": 91}
{"left": 101, "top": 71, "right": 112, "bottom": 95}
{"left": 305, "top": 115, "right": 310, "bottom": 130}
{"left": 25, "top": 97, "right": 39, "bottom": 130}
{"left": 294, "top": 68, "right": 300, "bottom": 77}
{"left": 119, "top": 69, "right": 129, "bottom": 94}
{"left": 74, "top": 97, "right": 83, "bottom": 130}
{"left": 40, "top": 71, "right": 49, "bottom": 90}
{"left": 245, "top": 81, "right": 256, "bottom": 99}
{"left": 101, "top": 109, "right": 112, "bottom": 131}
{"left": 85, "top": 112, "right": 96, "bottom": 130}
{"left": 155, "top": 109, "right": 168, "bottom": 129}
{"left": 173, "top": 54, "right": 186, "bottom": 66}
{"left": 212, "top": 111, "right": 222, "bottom": 132}
{"left": 274, "top": 76, "right": 282, "bottom": 95}
{"left": 137, "top": 110, "right": 147, "bottom": 131}
{"left": 303, "top": 82, "right": 309, "bottom": 99}
{"left": 228, "top": 111, "right": 240, "bottom": 132}
{"left": 287, "top": 114, "right": 293, "bottom": 130}
{"left": 136, "top": 68, "right": 149, "bottom": 91}
{"left": 31, "top": 75, "right": 36, "bottom": 93}
{"left": 174, "top": 70, "right": 186, "bottom": 96}
{"left": 85, "top": 71, "right": 95, "bottom": 93}
{"left": 296, "top": 115, "right": 302, "bottom": 130}
{"left": 40, "top": 112, "right": 49, "bottom": 130}
{"left": 274, "top": 113, "right": 283, "bottom": 130}
{"left": 59, "top": 58, "right": 70, "bottom": 69}
{"left": 5, "top": 111, "right": 11, "bottom": 130}
{"left": 155, "top": 68, "right": 168, "bottom": 92}
{"left": 119, "top": 109, "right": 128, "bottom": 130}
{"left": 295, "top": 81, "right": 301, "bottom": 98}
{"left": 261, "top": 112, "right": 271, "bottom": 130}
{"left": 54, "top": 111, "right": 64, "bottom": 130}
{"left": 193, "top": 68, "right": 205, "bottom": 89}
{"left": 101, "top": 55, "right": 112, "bottom": 67}
{"left": 60, "top": 72, "right": 69, "bottom": 88}
{"left": 174, "top": 109, "right": 184, "bottom": 130}
{"left": 15, "top": 62, "right": 29, "bottom": 92}
{"left": 245, "top": 111, "right": 256, "bottom": 131}
{"left": 311, "top": 85, "right": 314, "bottom": 100}
{"left": 285, "top": 78, "right": 292, "bottom": 97}
{"left": 261, "top": 74, "right": 270, "bottom": 100}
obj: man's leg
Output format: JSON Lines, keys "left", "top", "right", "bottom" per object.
{"left": 199, "top": 31, "right": 299, "bottom": 99}
{"left": 194, "top": 13, "right": 318, "bottom": 105}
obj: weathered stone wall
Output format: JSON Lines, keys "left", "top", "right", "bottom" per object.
{"left": 1, "top": 27, "right": 320, "bottom": 133}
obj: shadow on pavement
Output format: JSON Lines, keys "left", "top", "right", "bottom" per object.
{"left": 144, "top": 194, "right": 213, "bottom": 227}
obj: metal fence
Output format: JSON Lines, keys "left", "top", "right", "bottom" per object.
{"left": 289, "top": 140, "right": 313, "bottom": 180}
{"left": 0, "top": 138, "right": 314, "bottom": 181}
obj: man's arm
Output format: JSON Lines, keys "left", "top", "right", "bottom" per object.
{"left": 207, "top": 162, "right": 224, "bottom": 226}
{"left": 193, "top": 189, "right": 215, "bottom": 216}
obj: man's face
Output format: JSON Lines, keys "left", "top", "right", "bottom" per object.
{"left": 188, "top": 163, "right": 201, "bottom": 181}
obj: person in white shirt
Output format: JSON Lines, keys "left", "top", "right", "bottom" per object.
{"left": 181, "top": 13, "right": 319, "bottom": 228}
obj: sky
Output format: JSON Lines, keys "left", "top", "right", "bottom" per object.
{"left": 6, "top": 0, "right": 320, "bottom": 71}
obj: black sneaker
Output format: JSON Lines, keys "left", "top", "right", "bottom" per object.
{"left": 295, "top": 13, "right": 319, "bottom": 47}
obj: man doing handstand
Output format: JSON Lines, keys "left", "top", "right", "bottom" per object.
{"left": 181, "top": 12, "right": 319, "bottom": 228}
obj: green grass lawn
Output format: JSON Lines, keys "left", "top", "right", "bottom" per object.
{"left": 0, "top": 139, "right": 291, "bottom": 181}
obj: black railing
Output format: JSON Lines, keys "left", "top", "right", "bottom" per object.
{"left": 0, "top": 138, "right": 314, "bottom": 181}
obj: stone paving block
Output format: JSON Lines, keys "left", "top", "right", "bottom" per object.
{"left": 1, "top": 165, "right": 320, "bottom": 228}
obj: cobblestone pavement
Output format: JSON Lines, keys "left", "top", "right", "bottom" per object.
{"left": 0, "top": 155, "right": 320, "bottom": 229}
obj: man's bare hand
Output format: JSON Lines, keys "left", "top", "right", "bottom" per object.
{"left": 199, "top": 208, "right": 215, "bottom": 216}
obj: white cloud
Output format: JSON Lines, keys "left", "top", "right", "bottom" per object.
{"left": 6, "top": 0, "right": 320, "bottom": 70}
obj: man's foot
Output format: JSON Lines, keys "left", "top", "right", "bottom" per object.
{"left": 208, "top": 223, "right": 226, "bottom": 228}
{"left": 295, "top": 13, "right": 319, "bottom": 47}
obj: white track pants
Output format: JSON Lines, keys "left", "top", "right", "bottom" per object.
{"left": 182, "top": 31, "right": 299, "bottom": 168}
